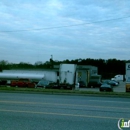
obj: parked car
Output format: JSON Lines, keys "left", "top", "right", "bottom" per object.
{"left": 111, "top": 80, "right": 120, "bottom": 84}
{"left": 87, "top": 81, "right": 102, "bottom": 88}
{"left": 103, "top": 80, "right": 119, "bottom": 86}
{"left": 99, "top": 83, "right": 113, "bottom": 92}
{"left": 35, "top": 80, "right": 50, "bottom": 88}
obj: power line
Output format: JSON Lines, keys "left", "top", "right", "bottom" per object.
{"left": 0, "top": 15, "right": 130, "bottom": 33}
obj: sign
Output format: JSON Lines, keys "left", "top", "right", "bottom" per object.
{"left": 126, "top": 83, "right": 130, "bottom": 92}
{"left": 118, "top": 118, "right": 130, "bottom": 130}
{"left": 126, "top": 63, "right": 130, "bottom": 92}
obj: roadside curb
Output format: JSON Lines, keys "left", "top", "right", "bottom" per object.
{"left": 0, "top": 89, "right": 130, "bottom": 98}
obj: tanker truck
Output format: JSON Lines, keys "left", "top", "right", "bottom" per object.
{"left": 0, "top": 72, "right": 44, "bottom": 88}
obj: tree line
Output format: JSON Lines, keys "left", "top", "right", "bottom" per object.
{"left": 0, "top": 58, "right": 128, "bottom": 79}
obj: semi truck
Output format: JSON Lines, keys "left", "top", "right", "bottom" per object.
{"left": 126, "top": 63, "right": 130, "bottom": 92}
{"left": 59, "top": 64, "right": 77, "bottom": 89}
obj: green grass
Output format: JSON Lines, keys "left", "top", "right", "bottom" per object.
{"left": 0, "top": 86, "right": 130, "bottom": 97}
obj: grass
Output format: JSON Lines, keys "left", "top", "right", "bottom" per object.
{"left": 0, "top": 86, "right": 130, "bottom": 97}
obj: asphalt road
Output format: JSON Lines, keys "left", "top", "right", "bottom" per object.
{"left": 0, "top": 92, "right": 130, "bottom": 130}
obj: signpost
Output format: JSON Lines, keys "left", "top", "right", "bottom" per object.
{"left": 126, "top": 63, "right": 130, "bottom": 92}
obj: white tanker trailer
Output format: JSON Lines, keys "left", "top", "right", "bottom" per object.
{"left": 0, "top": 73, "right": 44, "bottom": 80}
{"left": 0, "top": 70, "right": 58, "bottom": 86}
{"left": 0, "top": 72, "right": 45, "bottom": 86}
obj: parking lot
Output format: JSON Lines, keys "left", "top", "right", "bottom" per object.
{"left": 80, "top": 81, "right": 126, "bottom": 92}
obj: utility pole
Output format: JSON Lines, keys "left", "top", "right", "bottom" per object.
{"left": 50, "top": 55, "right": 53, "bottom": 68}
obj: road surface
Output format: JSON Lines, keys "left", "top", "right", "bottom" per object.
{"left": 0, "top": 92, "right": 129, "bottom": 130}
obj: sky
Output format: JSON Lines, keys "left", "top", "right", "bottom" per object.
{"left": 0, "top": 0, "right": 130, "bottom": 64}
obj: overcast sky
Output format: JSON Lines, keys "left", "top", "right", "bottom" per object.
{"left": 0, "top": 0, "right": 130, "bottom": 64}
